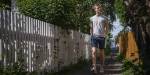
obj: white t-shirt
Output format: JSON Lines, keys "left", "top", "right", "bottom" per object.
{"left": 90, "top": 15, "right": 107, "bottom": 37}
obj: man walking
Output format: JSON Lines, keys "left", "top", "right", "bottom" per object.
{"left": 90, "top": 3, "right": 109, "bottom": 73}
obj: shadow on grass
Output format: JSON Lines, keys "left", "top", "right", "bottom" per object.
{"left": 49, "top": 60, "right": 89, "bottom": 75}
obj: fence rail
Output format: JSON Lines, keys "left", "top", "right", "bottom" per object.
{"left": 0, "top": 10, "right": 91, "bottom": 72}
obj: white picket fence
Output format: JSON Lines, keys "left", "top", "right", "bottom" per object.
{"left": 0, "top": 10, "right": 91, "bottom": 72}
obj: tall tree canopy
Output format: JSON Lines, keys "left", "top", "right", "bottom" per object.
{"left": 17, "top": 0, "right": 115, "bottom": 33}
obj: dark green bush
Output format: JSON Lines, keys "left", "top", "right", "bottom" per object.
{"left": 116, "top": 53, "right": 124, "bottom": 62}
{"left": 122, "top": 59, "right": 144, "bottom": 75}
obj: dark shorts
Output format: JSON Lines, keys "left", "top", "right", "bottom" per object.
{"left": 91, "top": 35, "right": 105, "bottom": 49}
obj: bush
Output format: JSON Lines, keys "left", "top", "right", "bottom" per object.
{"left": 16, "top": 0, "right": 96, "bottom": 33}
{"left": 1, "top": 61, "right": 27, "bottom": 75}
{"left": 122, "top": 59, "right": 144, "bottom": 75}
{"left": 116, "top": 53, "right": 124, "bottom": 62}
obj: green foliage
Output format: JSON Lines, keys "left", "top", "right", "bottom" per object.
{"left": 0, "top": 0, "right": 11, "bottom": 10}
{"left": 0, "top": 59, "right": 88, "bottom": 75}
{"left": 116, "top": 53, "right": 124, "bottom": 62}
{"left": 122, "top": 59, "right": 144, "bottom": 75}
{"left": 17, "top": 0, "right": 87, "bottom": 33}
{"left": 0, "top": 59, "right": 27, "bottom": 75}
{"left": 122, "top": 68, "right": 134, "bottom": 75}
{"left": 114, "top": 0, "right": 125, "bottom": 24}
{"left": 105, "top": 44, "right": 111, "bottom": 56}
{"left": 104, "top": 33, "right": 113, "bottom": 56}
{"left": 17, "top": 0, "right": 115, "bottom": 33}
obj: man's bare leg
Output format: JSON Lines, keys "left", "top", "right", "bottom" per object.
{"left": 99, "top": 49, "right": 105, "bottom": 72}
{"left": 91, "top": 47, "right": 97, "bottom": 73}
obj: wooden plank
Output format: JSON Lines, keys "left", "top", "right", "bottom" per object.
{"left": 33, "top": 18, "right": 36, "bottom": 71}
{"left": 17, "top": 13, "right": 21, "bottom": 60}
{"left": 7, "top": 10, "right": 11, "bottom": 65}
{"left": 0, "top": 39, "right": 2, "bottom": 61}
{"left": 2, "top": 10, "right": 7, "bottom": 68}
{"left": 47, "top": 23, "right": 51, "bottom": 71}
{"left": 0, "top": 14, "right": 4, "bottom": 68}
{"left": 39, "top": 20, "right": 41, "bottom": 35}
{"left": 0, "top": 10, "right": 3, "bottom": 41}
{"left": 24, "top": 15, "right": 28, "bottom": 71}
{"left": 26, "top": 16, "right": 29, "bottom": 71}
{"left": 28, "top": 17, "right": 33, "bottom": 71}
{"left": 0, "top": 9, "right": 3, "bottom": 62}
{"left": 20, "top": 14, "right": 23, "bottom": 61}
{"left": 0, "top": 10, "right": 1, "bottom": 29}
{"left": 37, "top": 19, "right": 39, "bottom": 35}
{"left": 45, "top": 22, "right": 48, "bottom": 70}
{"left": 22, "top": 15, "right": 27, "bottom": 71}
{"left": 28, "top": 16, "right": 31, "bottom": 72}
{"left": 50, "top": 24, "right": 53, "bottom": 71}
{"left": 0, "top": 10, "right": 2, "bottom": 37}
{"left": 14, "top": 12, "right": 17, "bottom": 63}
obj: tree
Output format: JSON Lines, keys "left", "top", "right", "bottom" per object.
{"left": 124, "top": 0, "right": 150, "bottom": 74}
{"left": 115, "top": 0, "right": 150, "bottom": 74}
{"left": 0, "top": 0, "right": 11, "bottom": 10}
{"left": 17, "top": 0, "right": 115, "bottom": 33}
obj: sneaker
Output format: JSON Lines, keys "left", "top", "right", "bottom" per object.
{"left": 100, "top": 65, "right": 104, "bottom": 73}
{"left": 91, "top": 66, "right": 97, "bottom": 73}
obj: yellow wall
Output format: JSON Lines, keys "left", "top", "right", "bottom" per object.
{"left": 126, "top": 32, "right": 139, "bottom": 62}
{"left": 118, "top": 32, "right": 139, "bottom": 63}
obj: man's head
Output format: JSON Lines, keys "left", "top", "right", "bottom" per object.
{"left": 93, "top": 3, "right": 103, "bottom": 15}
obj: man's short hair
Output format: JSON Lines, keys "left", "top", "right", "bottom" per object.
{"left": 92, "top": 3, "right": 102, "bottom": 10}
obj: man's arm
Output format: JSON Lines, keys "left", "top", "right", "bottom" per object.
{"left": 90, "top": 21, "right": 93, "bottom": 35}
{"left": 104, "top": 19, "right": 109, "bottom": 36}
